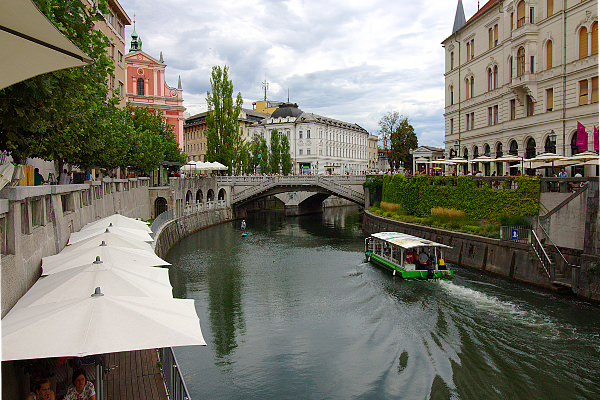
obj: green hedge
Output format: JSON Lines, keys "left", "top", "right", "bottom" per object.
{"left": 381, "top": 175, "right": 540, "bottom": 221}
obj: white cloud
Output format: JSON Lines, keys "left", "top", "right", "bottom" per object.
{"left": 122, "top": 0, "right": 477, "bottom": 147}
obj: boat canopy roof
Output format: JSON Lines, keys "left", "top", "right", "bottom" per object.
{"left": 370, "top": 232, "right": 451, "bottom": 249}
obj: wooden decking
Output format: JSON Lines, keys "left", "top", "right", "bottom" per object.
{"left": 103, "top": 350, "right": 168, "bottom": 400}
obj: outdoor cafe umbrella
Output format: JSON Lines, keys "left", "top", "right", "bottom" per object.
{"left": 61, "top": 231, "right": 153, "bottom": 253}
{"left": 210, "top": 161, "right": 228, "bottom": 170}
{"left": 0, "top": 163, "right": 14, "bottom": 190}
{"left": 68, "top": 226, "right": 153, "bottom": 245}
{"left": 82, "top": 214, "right": 152, "bottom": 233}
{"left": 15, "top": 259, "right": 173, "bottom": 309}
{"left": 2, "top": 292, "right": 205, "bottom": 361}
{"left": 0, "top": 0, "right": 92, "bottom": 89}
{"left": 449, "top": 157, "right": 469, "bottom": 163}
{"left": 42, "top": 243, "right": 169, "bottom": 275}
{"left": 566, "top": 151, "right": 599, "bottom": 162}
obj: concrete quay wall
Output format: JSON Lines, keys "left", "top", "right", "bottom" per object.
{"left": 364, "top": 211, "right": 561, "bottom": 291}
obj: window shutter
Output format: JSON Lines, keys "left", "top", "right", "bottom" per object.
{"left": 546, "top": 41, "right": 553, "bottom": 69}
{"left": 547, "top": 0, "right": 553, "bottom": 17}
{"left": 579, "top": 80, "right": 588, "bottom": 105}
{"left": 592, "top": 77, "right": 599, "bottom": 103}
{"left": 591, "top": 22, "right": 598, "bottom": 55}
{"left": 579, "top": 28, "right": 588, "bottom": 59}
{"left": 494, "top": 24, "right": 498, "bottom": 45}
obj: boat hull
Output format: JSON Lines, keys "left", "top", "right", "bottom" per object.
{"left": 365, "top": 252, "right": 453, "bottom": 280}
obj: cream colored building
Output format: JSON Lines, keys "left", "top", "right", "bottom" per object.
{"left": 93, "top": 0, "right": 131, "bottom": 106}
{"left": 443, "top": 0, "right": 598, "bottom": 176}
{"left": 368, "top": 134, "right": 379, "bottom": 171}
{"left": 248, "top": 103, "right": 370, "bottom": 175}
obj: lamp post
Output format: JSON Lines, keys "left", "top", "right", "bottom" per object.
{"left": 549, "top": 130, "right": 557, "bottom": 154}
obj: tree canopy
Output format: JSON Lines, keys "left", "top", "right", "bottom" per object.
{"left": 280, "top": 132, "right": 292, "bottom": 175}
{"left": 269, "top": 129, "right": 281, "bottom": 174}
{"left": 378, "top": 111, "right": 401, "bottom": 151}
{"left": 205, "top": 65, "right": 244, "bottom": 175}
{"left": 389, "top": 116, "right": 418, "bottom": 172}
{"left": 0, "top": 0, "right": 184, "bottom": 173}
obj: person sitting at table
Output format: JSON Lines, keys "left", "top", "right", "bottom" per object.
{"left": 64, "top": 369, "right": 95, "bottom": 400}
{"left": 26, "top": 377, "right": 55, "bottom": 400}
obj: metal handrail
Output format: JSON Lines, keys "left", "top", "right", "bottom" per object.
{"left": 150, "top": 209, "right": 174, "bottom": 238}
{"left": 535, "top": 220, "right": 578, "bottom": 268}
{"left": 531, "top": 229, "right": 553, "bottom": 280}
{"left": 159, "top": 347, "right": 191, "bottom": 400}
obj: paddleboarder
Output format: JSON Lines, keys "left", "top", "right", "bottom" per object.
{"left": 241, "top": 219, "right": 246, "bottom": 234}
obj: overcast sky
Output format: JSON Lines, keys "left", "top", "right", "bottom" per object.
{"left": 121, "top": 0, "right": 480, "bottom": 147}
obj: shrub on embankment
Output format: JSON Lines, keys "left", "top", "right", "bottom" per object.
{"left": 381, "top": 175, "right": 540, "bottom": 222}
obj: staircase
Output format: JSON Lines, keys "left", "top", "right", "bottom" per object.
{"left": 531, "top": 229, "right": 577, "bottom": 293}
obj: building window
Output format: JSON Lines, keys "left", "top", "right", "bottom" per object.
{"left": 465, "top": 78, "right": 470, "bottom": 99}
{"left": 487, "top": 68, "right": 493, "bottom": 91}
{"left": 517, "top": 1, "right": 525, "bottom": 28}
{"left": 592, "top": 77, "right": 599, "bottom": 103}
{"left": 526, "top": 95, "right": 534, "bottom": 116}
{"left": 530, "top": 56, "right": 535, "bottom": 73}
{"left": 509, "top": 56, "right": 513, "bottom": 80}
{"left": 546, "top": 41, "right": 553, "bottom": 69}
{"left": 579, "top": 27, "right": 588, "bottom": 59}
{"left": 470, "top": 76, "right": 474, "bottom": 98}
{"left": 117, "top": 21, "right": 124, "bottom": 37}
{"left": 592, "top": 22, "right": 598, "bottom": 55}
{"left": 299, "top": 149, "right": 303, "bottom": 155}
{"left": 489, "top": 27, "right": 493, "bottom": 49}
{"left": 118, "top": 81, "right": 124, "bottom": 97}
{"left": 450, "top": 118, "right": 454, "bottom": 134}
{"left": 547, "top": 0, "right": 553, "bottom": 17}
{"left": 466, "top": 42, "right": 471, "bottom": 61}
{"left": 493, "top": 65, "right": 498, "bottom": 89}
{"left": 526, "top": 138, "right": 537, "bottom": 159}
{"left": 109, "top": 43, "right": 114, "bottom": 60}
{"left": 579, "top": 80, "right": 589, "bottom": 105}
{"left": 488, "top": 107, "right": 493, "bottom": 125}
{"left": 530, "top": 7, "right": 535, "bottom": 24}
{"left": 494, "top": 24, "right": 498, "bottom": 46}
{"left": 450, "top": 52, "right": 454, "bottom": 69}
{"left": 546, "top": 88, "right": 553, "bottom": 111}
{"left": 136, "top": 78, "right": 144, "bottom": 95}
{"left": 299, "top": 131, "right": 303, "bottom": 139}
{"left": 510, "top": 99, "right": 516, "bottom": 120}
{"left": 517, "top": 47, "right": 525, "bottom": 77}
{"left": 470, "top": 39, "right": 474, "bottom": 59}
{"left": 493, "top": 105, "right": 498, "bottom": 124}
{"left": 307, "top": 129, "right": 311, "bottom": 139}
{"left": 466, "top": 113, "right": 470, "bottom": 130}
{"left": 450, "top": 85, "right": 454, "bottom": 105}
{"left": 307, "top": 149, "right": 311, "bottom": 155}
{"left": 118, "top": 51, "right": 123, "bottom": 67}
{"left": 510, "top": 12, "right": 514, "bottom": 32}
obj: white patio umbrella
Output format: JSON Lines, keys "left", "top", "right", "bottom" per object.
{"left": 2, "top": 292, "right": 205, "bottom": 361}
{"left": 0, "top": 0, "right": 92, "bottom": 89}
{"left": 15, "top": 259, "right": 173, "bottom": 309}
{"left": 210, "top": 162, "right": 228, "bottom": 170}
{"left": 494, "top": 155, "right": 523, "bottom": 162}
{"left": 82, "top": 214, "right": 152, "bottom": 233}
{"left": 566, "top": 151, "right": 599, "bottom": 162}
{"left": 68, "top": 226, "right": 153, "bottom": 245}
{"left": 62, "top": 232, "right": 153, "bottom": 253}
{"left": 0, "top": 163, "right": 15, "bottom": 190}
{"left": 472, "top": 155, "right": 493, "bottom": 162}
{"left": 42, "top": 242, "right": 169, "bottom": 275}
{"left": 449, "top": 157, "right": 469, "bottom": 163}
{"left": 527, "top": 152, "right": 566, "bottom": 163}
{"left": 574, "top": 158, "right": 600, "bottom": 166}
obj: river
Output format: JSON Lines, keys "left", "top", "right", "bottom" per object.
{"left": 165, "top": 206, "right": 600, "bottom": 399}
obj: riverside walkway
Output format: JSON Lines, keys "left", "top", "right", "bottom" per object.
{"left": 103, "top": 350, "right": 168, "bottom": 400}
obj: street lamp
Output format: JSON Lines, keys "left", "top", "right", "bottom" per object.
{"left": 549, "top": 130, "right": 557, "bottom": 154}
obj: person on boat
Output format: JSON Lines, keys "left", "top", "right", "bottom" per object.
{"left": 241, "top": 219, "right": 246, "bottom": 234}
{"left": 405, "top": 250, "right": 414, "bottom": 264}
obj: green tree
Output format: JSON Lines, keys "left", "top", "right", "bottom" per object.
{"left": 205, "top": 65, "right": 243, "bottom": 175}
{"left": 269, "top": 129, "right": 281, "bottom": 174}
{"left": 378, "top": 111, "right": 400, "bottom": 152}
{"left": 0, "top": 0, "right": 115, "bottom": 170}
{"left": 280, "top": 132, "right": 292, "bottom": 175}
{"left": 248, "top": 135, "right": 261, "bottom": 173}
{"left": 258, "top": 137, "right": 269, "bottom": 174}
{"left": 390, "top": 116, "right": 418, "bottom": 172}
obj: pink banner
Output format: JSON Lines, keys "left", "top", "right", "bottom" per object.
{"left": 594, "top": 126, "right": 599, "bottom": 152}
{"left": 576, "top": 122, "right": 588, "bottom": 152}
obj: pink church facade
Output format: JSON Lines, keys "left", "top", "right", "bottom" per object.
{"left": 124, "top": 31, "right": 185, "bottom": 147}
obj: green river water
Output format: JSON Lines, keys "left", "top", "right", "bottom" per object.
{"left": 165, "top": 206, "right": 600, "bottom": 399}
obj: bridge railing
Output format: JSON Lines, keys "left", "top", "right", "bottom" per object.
{"left": 218, "top": 174, "right": 366, "bottom": 185}
{"left": 183, "top": 200, "right": 228, "bottom": 215}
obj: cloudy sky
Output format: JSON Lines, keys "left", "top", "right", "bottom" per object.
{"left": 121, "top": 0, "right": 480, "bottom": 147}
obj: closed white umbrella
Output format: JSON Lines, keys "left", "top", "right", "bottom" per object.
{"left": 82, "top": 214, "right": 151, "bottom": 233}
{"left": 42, "top": 242, "right": 169, "bottom": 275}
{"left": 2, "top": 292, "right": 205, "bottom": 361}
{"left": 0, "top": 163, "right": 15, "bottom": 190}
{"left": 15, "top": 259, "right": 173, "bottom": 309}
{"left": 0, "top": 0, "right": 92, "bottom": 89}
{"left": 68, "top": 226, "right": 153, "bottom": 245}
{"left": 62, "top": 232, "right": 153, "bottom": 253}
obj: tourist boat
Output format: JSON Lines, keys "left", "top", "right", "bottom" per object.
{"left": 364, "top": 232, "right": 453, "bottom": 280}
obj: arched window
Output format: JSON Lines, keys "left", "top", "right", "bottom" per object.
{"left": 450, "top": 85, "right": 454, "bottom": 105}
{"left": 493, "top": 65, "right": 498, "bottom": 89}
{"left": 473, "top": 146, "right": 480, "bottom": 158}
{"left": 517, "top": 1, "right": 526, "bottom": 28}
{"left": 136, "top": 78, "right": 144, "bottom": 95}
{"left": 517, "top": 47, "right": 525, "bottom": 77}
{"left": 546, "top": 41, "right": 553, "bottom": 69}
{"left": 487, "top": 68, "right": 493, "bottom": 91}
{"left": 484, "top": 144, "right": 491, "bottom": 156}
{"left": 544, "top": 135, "right": 556, "bottom": 153}
{"left": 509, "top": 140, "right": 518, "bottom": 156}
{"left": 470, "top": 76, "right": 474, "bottom": 98}
{"left": 465, "top": 78, "right": 470, "bottom": 99}
{"left": 547, "top": 0, "right": 553, "bottom": 17}
{"left": 592, "top": 22, "right": 598, "bottom": 55}
{"left": 463, "top": 148, "right": 469, "bottom": 159}
{"left": 496, "top": 142, "right": 503, "bottom": 158}
{"left": 509, "top": 56, "right": 513, "bottom": 80}
{"left": 525, "top": 138, "right": 536, "bottom": 159}
{"left": 570, "top": 132, "right": 580, "bottom": 156}
{"left": 579, "top": 27, "right": 588, "bottom": 59}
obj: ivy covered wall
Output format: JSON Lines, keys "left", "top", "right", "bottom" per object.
{"left": 381, "top": 175, "right": 540, "bottom": 221}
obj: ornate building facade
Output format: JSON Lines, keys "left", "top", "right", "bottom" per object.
{"left": 248, "top": 103, "right": 370, "bottom": 175}
{"left": 124, "top": 29, "right": 185, "bottom": 147}
{"left": 443, "top": 0, "right": 598, "bottom": 175}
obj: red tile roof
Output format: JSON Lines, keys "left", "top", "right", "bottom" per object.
{"left": 465, "top": 0, "right": 499, "bottom": 26}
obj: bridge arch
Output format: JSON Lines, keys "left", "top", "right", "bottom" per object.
{"left": 207, "top": 189, "right": 215, "bottom": 202}
{"left": 218, "top": 188, "right": 226, "bottom": 201}
{"left": 185, "top": 190, "right": 193, "bottom": 204}
{"left": 196, "top": 189, "right": 203, "bottom": 203}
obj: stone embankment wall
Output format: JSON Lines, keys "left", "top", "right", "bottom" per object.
{"left": 154, "top": 208, "right": 233, "bottom": 259}
{"left": 363, "top": 211, "right": 597, "bottom": 301}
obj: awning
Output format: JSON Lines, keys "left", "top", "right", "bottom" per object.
{"left": 0, "top": 0, "right": 92, "bottom": 89}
